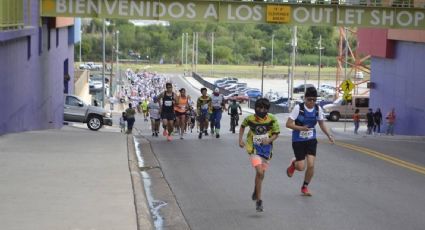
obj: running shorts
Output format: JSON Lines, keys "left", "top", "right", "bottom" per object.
{"left": 292, "top": 139, "right": 317, "bottom": 161}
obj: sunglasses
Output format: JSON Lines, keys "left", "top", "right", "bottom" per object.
{"left": 306, "top": 97, "right": 317, "bottom": 102}
{"left": 166, "top": 86, "right": 172, "bottom": 89}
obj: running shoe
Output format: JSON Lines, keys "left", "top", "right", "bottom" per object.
{"left": 301, "top": 186, "right": 312, "bottom": 196}
{"left": 204, "top": 130, "right": 208, "bottom": 136}
{"left": 256, "top": 200, "right": 263, "bottom": 212}
{"left": 216, "top": 133, "right": 220, "bottom": 138}
{"left": 180, "top": 135, "right": 184, "bottom": 140}
{"left": 198, "top": 132, "right": 202, "bottom": 139}
{"left": 286, "top": 158, "right": 296, "bottom": 178}
{"left": 167, "top": 135, "right": 173, "bottom": 142}
{"left": 163, "top": 130, "right": 168, "bottom": 136}
{"left": 152, "top": 132, "right": 155, "bottom": 136}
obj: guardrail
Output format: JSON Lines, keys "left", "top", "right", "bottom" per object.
{"left": 192, "top": 72, "right": 289, "bottom": 113}
{"left": 0, "top": 0, "right": 30, "bottom": 31}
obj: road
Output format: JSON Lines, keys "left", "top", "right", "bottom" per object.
{"left": 133, "top": 74, "right": 425, "bottom": 230}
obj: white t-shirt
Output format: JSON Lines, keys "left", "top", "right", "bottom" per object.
{"left": 289, "top": 104, "right": 325, "bottom": 121}
{"left": 148, "top": 102, "right": 160, "bottom": 119}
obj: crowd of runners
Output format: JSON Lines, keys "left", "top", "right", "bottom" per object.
{"left": 118, "top": 69, "right": 335, "bottom": 213}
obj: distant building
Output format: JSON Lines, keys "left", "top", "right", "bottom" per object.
{"left": 358, "top": 28, "right": 425, "bottom": 135}
{"left": 0, "top": 1, "right": 78, "bottom": 135}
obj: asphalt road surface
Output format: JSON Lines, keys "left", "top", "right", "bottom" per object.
{"left": 133, "top": 74, "right": 425, "bottom": 230}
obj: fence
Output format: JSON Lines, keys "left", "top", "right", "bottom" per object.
{"left": 0, "top": 0, "right": 30, "bottom": 31}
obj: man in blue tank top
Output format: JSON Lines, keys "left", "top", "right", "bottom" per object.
{"left": 285, "top": 87, "right": 334, "bottom": 196}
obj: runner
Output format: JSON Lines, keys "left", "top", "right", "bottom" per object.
{"left": 239, "top": 98, "right": 280, "bottom": 212}
{"left": 228, "top": 99, "right": 242, "bottom": 133}
{"left": 142, "top": 98, "right": 149, "bottom": 122}
{"left": 157, "top": 82, "right": 177, "bottom": 141}
{"left": 196, "top": 88, "right": 212, "bottom": 139}
{"left": 175, "top": 88, "right": 191, "bottom": 140}
{"left": 148, "top": 96, "right": 161, "bottom": 137}
{"left": 211, "top": 88, "right": 226, "bottom": 138}
{"left": 286, "top": 87, "right": 334, "bottom": 196}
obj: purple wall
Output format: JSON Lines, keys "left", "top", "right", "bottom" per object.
{"left": 370, "top": 41, "right": 425, "bottom": 136}
{"left": 0, "top": 2, "right": 74, "bottom": 135}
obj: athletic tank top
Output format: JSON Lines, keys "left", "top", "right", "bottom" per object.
{"left": 175, "top": 96, "right": 188, "bottom": 113}
{"left": 162, "top": 92, "right": 175, "bottom": 114}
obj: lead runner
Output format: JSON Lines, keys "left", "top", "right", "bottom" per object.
{"left": 285, "top": 87, "right": 334, "bottom": 196}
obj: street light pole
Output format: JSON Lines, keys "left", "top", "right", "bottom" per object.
{"left": 271, "top": 34, "right": 274, "bottom": 67}
{"left": 260, "top": 46, "right": 266, "bottom": 98}
{"left": 101, "top": 19, "right": 106, "bottom": 108}
{"left": 316, "top": 35, "right": 324, "bottom": 91}
{"left": 116, "top": 30, "right": 119, "bottom": 95}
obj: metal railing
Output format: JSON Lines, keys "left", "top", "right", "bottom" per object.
{"left": 0, "top": 0, "right": 30, "bottom": 31}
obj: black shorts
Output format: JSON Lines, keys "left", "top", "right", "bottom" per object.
{"left": 175, "top": 111, "right": 186, "bottom": 117}
{"left": 292, "top": 139, "right": 318, "bottom": 161}
{"left": 161, "top": 112, "right": 176, "bottom": 121}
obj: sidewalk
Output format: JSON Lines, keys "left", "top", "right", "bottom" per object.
{"left": 0, "top": 126, "right": 152, "bottom": 230}
{"left": 331, "top": 126, "right": 425, "bottom": 141}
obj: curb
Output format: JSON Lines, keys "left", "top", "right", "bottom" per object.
{"left": 127, "top": 134, "right": 155, "bottom": 230}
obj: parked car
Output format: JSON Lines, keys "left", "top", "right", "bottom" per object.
{"left": 64, "top": 94, "right": 113, "bottom": 130}
{"left": 322, "top": 95, "right": 369, "bottom": 121}
{"left": 318, "top": 84, "right": 337, "bottom": 96}
{"left": 224, "top": 93, "right": 249, "bottom": 103}
{"left": 293, "top": 84, "right": 315, "bottom": 94}
{"left": 245, "top": 89, "right": 262, "bottom": 99}
{"left": 217, "top": 80, "right": 238, "bottom": 88}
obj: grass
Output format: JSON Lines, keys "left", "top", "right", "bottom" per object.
{"left": 76, "top": 62, "right": 369, "bottom": 81}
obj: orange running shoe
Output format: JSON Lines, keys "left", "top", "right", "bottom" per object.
{"left": 301, "top": 186, "right": 312, "bottom": 196}
{"left": 286, "top": 158, "right": 296, "bottom": 177}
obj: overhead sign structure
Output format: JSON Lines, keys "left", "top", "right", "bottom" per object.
{"left": 41, "top": 0, "right": 425, "bottom": 30}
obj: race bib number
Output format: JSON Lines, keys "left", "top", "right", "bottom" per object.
{"left": 299, "top": 129, "right": 314, "bottom": 139}
{"left": 164, "top": 101, "right": 172, "bottom": 107}
{"left": 201, "top": 104, "right": 209, "bottom": 110}
{"left": 253, "top": 134, "right": 272, "bottom": 159}
{"left": 253, "top": 134, "right": 268, "bottom": 145}
{"left": 179, "top": 105, "right": 187, "bottom": 110}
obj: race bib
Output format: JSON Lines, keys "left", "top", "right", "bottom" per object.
{"left": 253, "top": 134, "right": 271, "bottom": 159}
{"left": 299, "top": 129, "right": 314, "bottom": 139}
{"left": 201, "top": 104, "right": 209, "bottom": 110}
{"left": 253, "top": 134, "right": 268, "bottom": 145}
{"left": 179, "top": 105, "right": 187, "bottom": 110}
{"left": 164, "top": 101, "right": 172, "bottom": 107}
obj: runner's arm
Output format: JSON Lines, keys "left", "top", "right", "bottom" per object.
{"left": 286, "top": 118, "right": 309, "bottom": 131}
{"left": 239, "top": 125, "right": 246, "bottom": 148}
{"left": 318, "top": 120, "right": 334, "bottom": 143}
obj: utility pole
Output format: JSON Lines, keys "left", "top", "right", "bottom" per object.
{"left": 185, "top": 32, "right": 188, "bottom": 73}
{"left": 101, "top": 19, "right": 106, "bottom": 108}
{"left": 316, "top": 35, "right": 324, "bottom": 91}
{"left": 192, "top": 32, "right": 195, "bottom": 71}
{"left": 116, "top": 30, "right": 119, "bottom": 97}
{"left": 271, "top": 34, "right": 274, "bottom": 67}
{"left": 181, "top": 33, "right": 184, "bottom": 68}
{"left": 195, "top": 32, "right": 199, "bottom": 73}
{"left": 290, "top": 26, "right": 297, "bottom": 107}
{"left": 211, "top": 32, "right": 214, "bottom": 77}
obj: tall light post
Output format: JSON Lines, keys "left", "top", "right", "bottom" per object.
{"left": 260, "top": 46, "right": 266, "bottom": 97}
{"left": 271, "top": 34, "right": 274, "bottom": 67}
{"left": 115, "top": 30, "right": 119, "bottom": 96}
{"left": 101, "top": 19, "right": 106, "bottom": 108}
{"left": 315, "top": 35, "right": 324, "bottom": 91}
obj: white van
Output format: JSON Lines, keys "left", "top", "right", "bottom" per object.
{"left": 322, "top": 95, "right": 369, "bottom": 121}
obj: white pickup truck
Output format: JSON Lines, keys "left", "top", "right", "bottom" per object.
{"left": 64, "top": 94, "right": 113, "bottom": 130}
